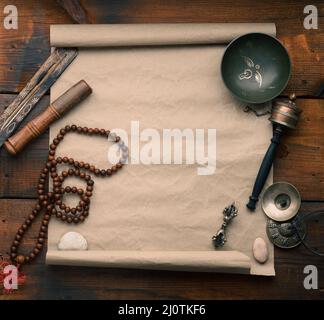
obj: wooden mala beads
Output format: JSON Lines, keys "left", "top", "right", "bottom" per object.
{"left": 10, "top": 124, "right": 125, "bottom": 267}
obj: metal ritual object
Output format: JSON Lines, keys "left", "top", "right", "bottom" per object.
{"left": 246, "top": 94, "right": 302, "bottom": 211}
{"left": 262, "top": 182, "right": 301, "bottom": 222}
{"left": 266, "top": 215, "right": 306, "bottom": 249}
{"left": 212, "top": 203, "right": 238, "bottom": 248}
{"left": 293, "top": 209, "right": 324, "bottom": 257}
{"left": 221, "top": 33, "right": 291, "bottom": 104}
{"left": 0, "top": 48, "right": 78, "bottom": 149}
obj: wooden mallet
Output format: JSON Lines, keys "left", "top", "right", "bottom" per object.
{"left": 4, "top": 80, "right": 92, "bottom": 155}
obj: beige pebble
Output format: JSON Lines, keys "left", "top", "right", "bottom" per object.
{"left": 252, "top": 237, "right": 268, "bottom": 264}
{"left": 58, "top": 231, "right": 88, "bottom": 250}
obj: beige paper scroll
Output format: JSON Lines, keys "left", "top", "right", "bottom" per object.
{"left": 47, "top": 23, "right": 276, "bottom": 276}
{"left": 51, "top": 23, "right": 275, "bottom": 47}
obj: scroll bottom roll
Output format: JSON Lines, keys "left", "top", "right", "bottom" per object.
{"left": 46, "top": 250, "right": 251, "bottom": 274}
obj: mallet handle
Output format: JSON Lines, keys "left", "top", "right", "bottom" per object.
{"left": 246, "top": 125, "right": 283, "bottom": 211}
{"left": 4, "top": 80, "right": 92, "bottom": 155}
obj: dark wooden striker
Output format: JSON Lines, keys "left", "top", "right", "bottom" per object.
{"left": 4, "top": 80, "right": 92, "bottom": 155}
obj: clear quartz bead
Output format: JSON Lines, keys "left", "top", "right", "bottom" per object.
{"left": 108, "top": 132, "right": 117, "bottom": 142}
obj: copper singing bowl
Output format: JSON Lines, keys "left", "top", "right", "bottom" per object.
{"left": 221, "top": 33, "right": 291, "bottom": 104}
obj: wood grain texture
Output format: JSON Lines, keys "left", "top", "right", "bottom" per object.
{"left": 0, "top": 0, "right": 71, "bottom": 93}
{"left": 56, "top": 0, "right": 91, "bottom": 24}
{"left": 0, "top": 199, "right": 323, "bottom": 299}
{"left": 0, "top": 0, "right": 323, "bottom": 300}
{"left": 275, "top": 99, "right": 324, "bottom": 200}
{"left": 0, "top": 48, "right": 77, "bottom": 148}
{"left": 0, "top": 0, "right": 323, "bottom": 95}
{"left": 4, "top": 80, "right": 91, "bottom": 155}
{"left": 0, "top": 94, "right": 49, "bottom": 198}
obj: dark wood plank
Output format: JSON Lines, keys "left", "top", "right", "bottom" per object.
{"left": 275, "top": 99, "right": 324, "bottom": 200}
{"left": 0, "top": 0, "right": 71, "bottom": 93}
{"left": 56, "top": 0, "right": 91, "bottom": 24}
{"left": 0, "top": 0, "right": 323, "bottom": 301}
{"left": 0, "top": 0, "right": 323, "bottom": 95}
{"left": 0, "top": 48, "right": 77, "bottom": 153}
{"left": 0, "top": 94, "right": 49, "bottom": 198}
{"left": 2, "top": 97, "right": 323, "bottom": 200}
{"left": 0, "top": 199, "right": 323, "bottom": 299}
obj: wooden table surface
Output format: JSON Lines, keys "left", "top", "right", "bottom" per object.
{"left": 0, "top": 0, "right": 323, "bottom": 300}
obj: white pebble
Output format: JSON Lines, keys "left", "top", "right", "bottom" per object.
{"left": 252, "top": 237, "right": 268, "bottom": 264}
{"left": 58, "top": 231, "right": 88, "bottom": 251}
